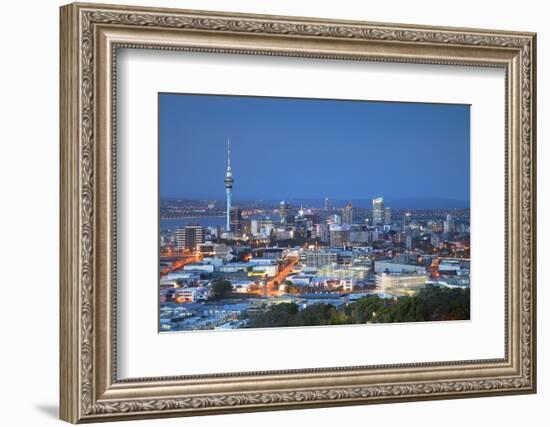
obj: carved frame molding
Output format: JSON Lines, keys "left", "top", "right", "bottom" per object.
{"left": 60, "top": 2, "right": 536, "bottom": 423}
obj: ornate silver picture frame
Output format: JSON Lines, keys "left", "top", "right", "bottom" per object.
{"left": 60, "top": 2, "right": 536, "bottom": 423}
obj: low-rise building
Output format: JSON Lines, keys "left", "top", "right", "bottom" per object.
{"left": 287, "top": 275, "right": 313, "bottom": 286}
{"left": 317, "top": 264, "right": 370, "bottom": 281}
{"left": 218, "top": 263, "right": 250, "bottom": 273}
{"left": 231, "top": 280, "right": 256, "bottom": 293}
{"left": 302, "top": 250, "right": 337, "bottom": 268}
{"left": 214, "top": 244, "right": 233, "bottom": 259}
{"left": 376, "top": 272, "right": 428, "bottom": 296}
{"left": 202, "top": 257, "right": 223, "bottom": 267}
{"left": 197, "top": 243, "right": 216, "bottom": 256}
{"left": 174, "top": 287, "right": 211, "bottom": 303}
{"left": 374, "top": 260, "right": 426, "bottom": 274}
{"left": 163, "top": 271, "right": 200, "bottom": 281}
{"left": 252, "top": 247, "right": 284, "bottom": 260}
{"left": 183, "top": 262, "right": 215, "bottom": 273}
{"left": 250, "top": 264, "right": 278, "bottom": 278}
{"left": 438, "top": 258, "right": 467, "bottom": 273}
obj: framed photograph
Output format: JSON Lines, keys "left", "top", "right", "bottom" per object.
{"left": 60, "top": 2, "right": 537, "bottom": 423}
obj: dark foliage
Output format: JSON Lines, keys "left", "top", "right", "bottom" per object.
{"left": 247, "top": 285, "right": 469, "bottom": 328}
{"left": 210, "top": 279, "right": 233, "bottom": 300}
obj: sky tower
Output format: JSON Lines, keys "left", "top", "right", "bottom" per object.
{"left": 224, "top": 139, "right": 234, "bottom": 231}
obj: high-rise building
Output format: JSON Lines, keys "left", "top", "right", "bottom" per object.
{"left": 304, "top": 213, "right": 321, "bottom": 226}
{"left": 372, "top": 197, "right": 384, "bottom": 225}
{"left": 384, "top": 207, "right": 392, "bottom": 225}
{"left": 329, "top": 214, "right": 342, "bottom": 225}
{"left": 349, "top": 224, "right": 371, "bottom": 244}
{"left": 280, "top": 201, "right": 290, "bottom": 224}
{"left": 406, "top": 234, "right": 413, "bottom": 250}
{"left": 259, "top": 220, "right": 274, "bottom": 237}
{"left": 342, "top": 202, "right": 353, "bottom": 224}
{"left": 224, "top": 139, "right": 234, "bottom": 231}
{"left": 403, "top": 212, "right": 412, "bottom": 230}
{"left": 230, "top": 207, "right": 243, "bottom": 235}
{"left": 176, "top": 225, "right": 204, "bottom": 252}
{"left": 329, "top": 225, "right": 350, "bottom": 247}
{"left": 324, "top": 197, "right": 330, "bottom": 211}
{"left": 443, "top": 213, "right": 455, "bottom": 233}
{"left": 241, "top": 219, "right": 252, "bottom": 235}
{"left": 251, "top": 219, "right": 259, "bottom": 235}
{"left": 316, "top": 223, "right": 330, "bottom": 243}
{"left": 430, "top": 233, "right": 442, "bottom": 248}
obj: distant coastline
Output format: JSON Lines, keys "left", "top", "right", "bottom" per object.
{"left": 160, "top": 197, "right": 470, "bottom": 210}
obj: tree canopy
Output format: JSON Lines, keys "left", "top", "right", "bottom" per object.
{"left": 210, "top": 279, "right": 232, "bottom": 300}
{"left": 247, "top": 285, "right": 470, "bottom": 328}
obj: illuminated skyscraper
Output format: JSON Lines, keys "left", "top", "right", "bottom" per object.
{"left": 280, "top": 201, "right": 290, "bottom": 224}
{"left": 444, "top": 213, "right": 455, "bottom": 233}
{"left": 224, "top": 139, "right": 234, "bottom": 231}
{"left": 384, "top": 207, "right": 392, "bottom": 225}
{"left": 403, "top": 212, "right": 412, "bottom": 230}
{"left": 372, "top": 197, "right": 384, "bottom": 225}
{"left": 230, "top": 207, "right": 243, "bottom": 235}
{"left": 343, "top": 202, "right": 353, "bottom": 224}
{"left": 176, "top": 225, "right": 204, "bottom": 252}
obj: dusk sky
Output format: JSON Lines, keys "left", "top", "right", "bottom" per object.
{"left": 159, "top": 93, "right": 470, "bottom": 204}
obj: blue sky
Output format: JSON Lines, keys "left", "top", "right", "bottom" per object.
{"left": 159, "top": 93, "right": 470, "bottom": 204}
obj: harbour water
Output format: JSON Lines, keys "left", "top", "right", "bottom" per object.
{"left": 160, "top": 214, "right": 281, "bottom": 231}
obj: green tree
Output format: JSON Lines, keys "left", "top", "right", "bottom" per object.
{"left": 379, "top": 297, "right": 427, "bottom": 323}
{"left": 417, "top": 285, "right": 470, "bottom": 321}
{"left": 210, "top": 279, "right": 232, "bottom": 300}
{"left": 346, "top": 296, "right": 386, "bottom": 323}
{"left": 345, "top": 286, "right": 470, "bottom": 324}
{"left": 248, "top": 302, "right": 300, "bottom": 328}
{"left": 247, "top": 286, "right": 470, "bottom": 329}
{"left": 293, "top": 303, "right": 336, "bottom": 326}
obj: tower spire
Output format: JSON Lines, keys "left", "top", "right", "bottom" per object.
{"left": 224, "top": 139, "right": 234, "bottom": 232}
{"left": 226, "top": 139, "right": 232, "bottom": 177}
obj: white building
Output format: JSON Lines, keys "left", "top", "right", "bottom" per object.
{"left": 303, "top": 250, "right": 338, "bottom": 268}
{"left": 174, "top": 287, "right": 210, "bottom": 302}
{"left": 250, "top": 265, "right": 278, "bottom": 278}
{"left": 443, "top": 214, "right": 456, "bottom": 233}
{"left": 201, "top": 257, "right": 223, "bottom": 267}
{"left": 183, "top": 263, "right": 215, "bottom": 273}
{"left": 287, "top": 275, "right": 313, "bottom": 286}
{"left": 231, "top": 280, "right": 256, "bottom": 294}
{"left": 376, "top": 273, "right": 428, "bottom": 295}
{"left": 162, "top": 271, "right": 200, "bottom": 281}
{"left": 260, "top": 223, "right": 274, "bottom": 237}
{"left": 439, "top": 259, "right": 463, "bottom": 272}
{"left": 248, "top": 258, "right": 276, "bottom": 266}
{"left": 218, "top": 263, "right": 249, "bottom": 273}
{"left": 283, "top": 248, "right": 300, "bottom": 259}
{"left": 372, "top": 197, "right": 384, "bottom": 225}
{"left": 214, "top": 244, "right": 233, "bottom": 260}
{"left": 340, "top": 278, "right": 355, "bottom": 291}
{"left": 374, "top": 260, "right": 426, "bottom": 274}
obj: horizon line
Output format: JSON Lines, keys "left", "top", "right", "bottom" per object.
{"left": 160, "top": 196, "right": 470, "bottom": 202}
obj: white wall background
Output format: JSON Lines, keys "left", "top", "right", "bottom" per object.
{"left": 0, "top": 0, "right": 546, "bottom": 426}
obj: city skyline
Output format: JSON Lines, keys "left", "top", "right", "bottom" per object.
{"left": 160, "top": 196, "right": 470, "bottom": 210}
{"left": 158, "top": 93, "right": 470, "bottom": 332}
{"left": 159, "top": 93, "right": 470, "bottom": 202}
